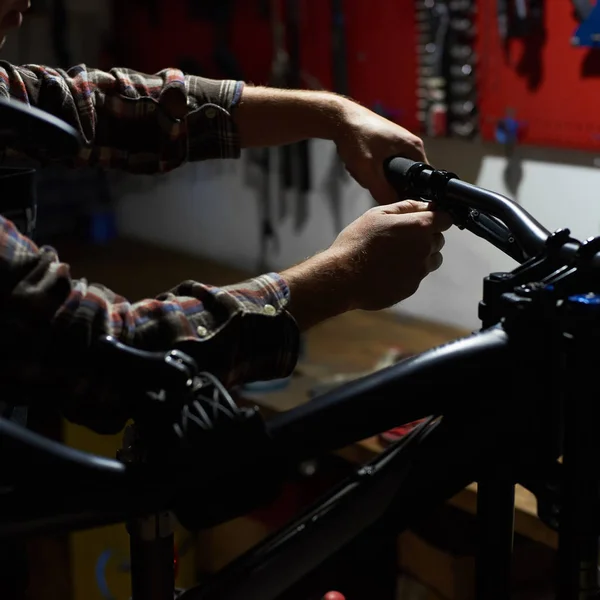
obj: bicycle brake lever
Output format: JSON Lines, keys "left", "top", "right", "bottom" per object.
{"left": 95, "top": 336, "right": 198, "bottom": 398}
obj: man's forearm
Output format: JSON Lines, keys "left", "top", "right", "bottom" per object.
{"left": 234, "top": 86, "right": 350, "bottom": 148}
{"left": 281, "top": 250, "right": 354, "bottom": 331}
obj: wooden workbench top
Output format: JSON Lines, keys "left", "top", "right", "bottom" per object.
{"left": 55, "top": 236, "right": 557, "bottom": 549}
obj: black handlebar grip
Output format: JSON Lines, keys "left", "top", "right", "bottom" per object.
{"left": 383, "top": 156, "right": 419, "bottom": 199}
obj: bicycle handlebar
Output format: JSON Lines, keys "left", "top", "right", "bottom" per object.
{"left": 383, "top": 157, "right": 583, "bottom": 263}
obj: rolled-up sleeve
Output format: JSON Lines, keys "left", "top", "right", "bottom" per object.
{"left": 0, "top": 216, "right": 299, "bottom": 433}
{"left": 0, "top": 61, "right": 245, "bottom": 171}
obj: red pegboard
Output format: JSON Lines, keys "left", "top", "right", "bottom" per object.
{"left": 297, "top": 0, "right": 334, "bottom": 92}
{"left": 111, "top": 0, "right": 419, "bottom": 131}
{"left": 476, "top": 0, "right": 600, "bottom": 151}
{"left": 342, "top": 0, "right": 420, "bottom": 131}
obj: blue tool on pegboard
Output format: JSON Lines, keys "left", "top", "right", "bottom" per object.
{"left": 494, "top": 116, "right": 525, "bottom": 145}
{"left": 572, "top": 0, "right": 600, "bottom": 47}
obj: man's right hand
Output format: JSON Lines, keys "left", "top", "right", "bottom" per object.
{"left": 281, "top": 201, "right": 453, "bottom": 330}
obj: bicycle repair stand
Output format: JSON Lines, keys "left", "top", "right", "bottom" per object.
{"left": 475, "top": 229, "right": 600, "bottom": 600}
{"left": 118, "top": 424, "right": 180, "bottom": 600}
{"left": 103, "top": 335, "right": 275, "bottom": 600}
{"left": 111, "top": 340, "right": 203, "bottom": 600}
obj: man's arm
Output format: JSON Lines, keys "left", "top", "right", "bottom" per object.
{"left": 0, "top": 195, "right": 452, "bottom": 434}
{"left": 0, "top": 213, "right": 300, "bottom": 432}
{"left": 0, "top": 63, "right": 426, "bottom": 189}
{"left": 0, "top": 62, "right": 244, "bottom": 172}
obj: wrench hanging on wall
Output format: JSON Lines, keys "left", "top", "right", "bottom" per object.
{"left": 248, "top": 0, "right": 284, "bottom": 272}
{"left": 268, "top": 0, "right": 292, "bottom": 222}
{"left": 283, "top": 0, "right": 312, "bottom": 233}
{"left": 497, "top": 0, "right": 546, "bottom": 90}
{"left": 416, "top": 0, "right": 479, "bottom": 139}
{"left": 325, "top": 0, "right": 349, "bottom": 233}
{"left": 446, "top": 0, "right": 479, "bottom": 138}
{"left": 416, "top": 0, "right": 450, "bottom": 137}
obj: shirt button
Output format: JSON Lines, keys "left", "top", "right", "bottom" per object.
{"left": 205, "top": 107, "right": 217, "bottom": 119}
{"left": 264, "top": 304, "right": 277, "bottom": 316}
{"left": 196, "top": 325, "right": 208, "bottom": 337}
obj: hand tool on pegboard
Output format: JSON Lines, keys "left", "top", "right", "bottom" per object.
{"left": 497, "top": 0, "right": 546, "bottom": 90}
{"left": 477, "top": 0, "right": 600, "bottom": 150}
{"left": 416, "top": 0, "right": 480, "bottom": 139}
{"left": 572, "top": 0, "right": 600, "bottom": 49}
{"left": 445, "top": 0, "right": 480, "bottom": 139}
{"left": 496, "top": 111, "right": 525, "bottom": 199}
{"left": 415, "top": 0, "right": 450, "bottom": 137}
{"left": 266, "top": 0, "right": 292, "bottom": 222}
{"left": 282, "top": 0, "right": 312, "bottom": 233}
{"left": 324, "top": 0, "right": 350, "bottom": 233}
{"left": 243, "top": 0, "right": 284, "bottom": 273}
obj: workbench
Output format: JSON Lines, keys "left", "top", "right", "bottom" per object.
{"left": 53, "top": 236, "right": 556, "bottom": 599}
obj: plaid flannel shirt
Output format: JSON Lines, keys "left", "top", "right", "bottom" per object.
{"left": 0, "top": 62, "right": 299, "bottom": 433}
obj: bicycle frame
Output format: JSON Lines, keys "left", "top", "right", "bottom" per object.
{"left": 159, "top": 327, "right": 567, "bottom": 600}
{"left": 0, "top": 92, "right": 598, "bottom": 599}
{"left": 123, "top": 299, "right": 575, "bottom": 600}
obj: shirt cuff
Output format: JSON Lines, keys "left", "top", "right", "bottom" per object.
{"left": 185, "top": 76, "right": 245, "bottom": 161}
{"left": 182, "top": 273, "right": 300, "bottom": 386}
{"left": 222, "top": 272, "right": 300, "bottom": 384}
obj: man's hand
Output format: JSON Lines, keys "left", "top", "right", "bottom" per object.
{"left": 236, "top": 87, "right": 427, "bottom": 206}
{"left": 282, "top": 200, "right": 452, "bottom": 330}
{"left": 329, "top": 199, "right": 449, "bottom": 310}
{"left": 334, "top": 101, "right": 428, "bottom": 206}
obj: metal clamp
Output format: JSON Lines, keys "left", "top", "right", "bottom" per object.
{"left": 574, "top": 235, "right": 600, "bottom": 265}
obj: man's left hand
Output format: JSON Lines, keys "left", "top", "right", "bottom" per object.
{"left": 334, "top": 101, "right": 428, "bottom": 205}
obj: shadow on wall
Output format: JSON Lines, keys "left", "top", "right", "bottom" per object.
{"left": 426, "top": 136, "right": 486, "bottom": 185}
{"left": 425, "top": 135, "right": 600, "bottom": 202}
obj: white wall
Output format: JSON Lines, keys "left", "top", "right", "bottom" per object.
{"left": 113, "top": 137, "right": 600, "bottom": 332}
